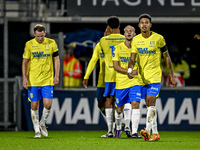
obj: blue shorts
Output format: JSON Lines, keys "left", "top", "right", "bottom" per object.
{"left": 141, "top": 83, "right": 161, "bottom": 99}
{"left": 96, "top": 87, "right": 106, "bottom": 101}
{"left": 104, "top": 82, "right": 115, "bottom": 97}
{"left": 115, "top": 85, "right": 141, "bottom": 107}
{"left": 28, "top": 86, "right": 53, "bottom": 102}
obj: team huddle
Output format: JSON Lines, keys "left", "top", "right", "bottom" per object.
{"left": 83, "top": 14, "right": 177, "bottom": 141}
{"left": 22, "top": 13, "right": 177, "bottom": 141}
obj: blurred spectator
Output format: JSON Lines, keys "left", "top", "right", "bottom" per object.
{"left": 63, "top": 46, "right": 82, "bottom": 87}
{"left": 162, "top": 44, "right": 190, "bottom": 87}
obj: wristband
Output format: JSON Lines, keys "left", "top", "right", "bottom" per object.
{"left": 128, "top": 68, "right": 132, "bottom": 74}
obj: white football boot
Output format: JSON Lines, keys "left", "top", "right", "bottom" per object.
{"left": 39, "top": 123, "right": 48, "bottom": 137}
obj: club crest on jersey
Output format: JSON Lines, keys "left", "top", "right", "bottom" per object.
{"left": 150, "top": 41, "right": 155, "bottom": 46}
{"left": 45, "top": 44, "right": 50, "bottom": 50}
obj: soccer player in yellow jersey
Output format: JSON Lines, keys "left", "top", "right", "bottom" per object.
{"left": 22, "top": 24, "right": 60, "bottom": 138}
{"left": 83, "top": 27, "right": 110, "bottom": 116}
{"left": 99, "top": 16, "right": 125, "bottom": 137}
{"left": 113, "top": 25, "right": 142, "bottom": 138}
{"left": 128, "top": 14, "right": 177, "bottom": 141}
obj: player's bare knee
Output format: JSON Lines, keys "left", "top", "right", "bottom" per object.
{"left": 116, "top": 107, "right": 123, "bottom": 114}
{"left": 148, "top": 100, "right": 156, "bottom": 106}
{"left": 31, "top": 102, "right": 39, "bottom": 110}
{"left": 146, "top": 97, "right": 156, "bottom": 106}
{"left": 44, "top": 105, "right": 51, "bottom": 110}
{"left": 105, "top": 101, "right": 113, "bottom": 108}
{"left": 131, "top": 101, "right": 140, "bottom": 109}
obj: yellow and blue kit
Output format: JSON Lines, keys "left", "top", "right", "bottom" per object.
{"left": 100, "top": 33, "right": 125, "bottom": 97}
{"left": 84, "top": 42, "right": 105, "bottom": 88}
{"left": 84, "top": 42, "right": 106, "bottom": 100}
{"left": 99, "top": 34, "right": 125, "bottom": 83}
{"left": 23, "top": 37, "right": 58, "bottom": 87}
{"left": 112, "top": 42, "right": 143, "bottom": 89}
{"left": 131, "top": 31, "right": 168, "bottom": 85}
{"left": 23, "top": 37, "right": 58, "bottom": 101}
{"left": 132, "top": 31, "right": 168, "bottom": 98}
{"left": 112, "top": 42, "right": 143, "bottom": 107}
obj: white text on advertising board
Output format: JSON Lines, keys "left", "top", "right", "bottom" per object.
{"left": 47, "top": 97, "right": 200, "bottom": 125}
{"left": 76, "top": 0, "right": 200, "bottom": 7}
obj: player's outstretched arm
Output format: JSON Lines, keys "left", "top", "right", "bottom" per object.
{"left": 163, "top": 51, "right": 177, "bottom": 87}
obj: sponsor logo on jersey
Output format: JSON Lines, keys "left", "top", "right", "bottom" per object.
{"left": 31, "top": 46, "right": 39, "bottom": 50}
{"left": 120, "top": 57, "right": 130, "bottom": 63}
{"left": 105, "top": 38, "right": 125, "bottom": 41}
{"left": 137, "top": 48, "right": 156, "bottom": 55}
{"left": 137, "top": 41, "right": 145, "bottom": 45}
{"left": 32, "top": 51, "right": 50, "bottom": 57}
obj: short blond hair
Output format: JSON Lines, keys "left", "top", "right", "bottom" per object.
{"left": 124, "top": 25, "right": 135, "bottom": 32}
{"left": 34, "top": 24, "right": 45, "bottom": 32}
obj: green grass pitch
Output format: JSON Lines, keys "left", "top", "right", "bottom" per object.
{"left": 0, "top": 131, "right": 200, "bottom": 150}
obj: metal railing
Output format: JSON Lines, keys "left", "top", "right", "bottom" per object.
{"left": 0, "top": 77, "right": 22, "bottom": 130}
{"left": 2, "top": 0, "right": 200, "bottom": 23}
{"left": 0, "top": 0, "right": 66, "bottom": 20}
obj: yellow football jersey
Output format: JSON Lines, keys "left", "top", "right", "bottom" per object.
{"left": 23, "top": 37, "right": 58, "bottom": 86}
{"left": 84, "top": 42, "right": 105, "bottom": 87}
{"left": 99, "top": 34, "right": 125, "bottom": 82}
{"left": 132, "top": 31, "right": 167, "bottom": 84}
{"left": 112, "top": 42, "right": 142, "bottom": 89}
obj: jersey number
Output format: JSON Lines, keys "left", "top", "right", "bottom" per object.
{"left": 110, "top": 46, "right": 115, "bottom": 57}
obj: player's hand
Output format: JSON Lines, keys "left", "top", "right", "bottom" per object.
{"left": 127, "top": 68, "right": 133, "bottom": 79}
{"left": 194, "top": 34, "right": 200, "bottom": 40}
{"left": 127, "top": 73, "right": 133, "bottom": 79}
{"left": 83, "top": 79, "right": 88, "bottom": 88}
{"left": 170, "top": 76, "right": 177, "bottom": 87}
{"left": 54, "top": 76, "right": 59, "bottom": 86}
{"left": 132, "top": 70, "right": 138, "bottom": 75}
{"left": 23, "top": 78, "right": 28, "bottom": 90}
